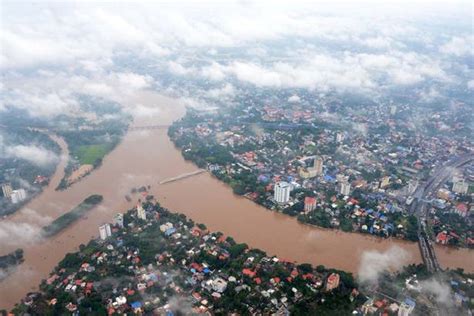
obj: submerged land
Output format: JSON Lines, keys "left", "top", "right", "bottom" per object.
{"left": 9, "top": 200, "right": 474, "bottom": 315}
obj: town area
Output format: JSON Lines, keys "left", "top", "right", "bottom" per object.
{"left": 9, "top": 198, "right": 473, "bottom": 315}
{"left": 168, "top": 91, "right": 473, "bottom": 249}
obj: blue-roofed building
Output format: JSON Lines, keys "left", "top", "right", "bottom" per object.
{"left": 147, "top": 273, "right": 158, "bottom": 282}
{"left": 399, "top": 298, "right": 416, "bottom": 315}
{"left": 258, "top": 174, "right": 269, "bottom": 183}
{"left": 203, "top": 268, "right": 211, "bottom": 274}
{"left": 404, "top": 297, "right": 416, "bottom": 308}
{"left": 131, "top": 301, "right": 142, "bottom": 309}
{"left": 324, "top": 175, "right": 336, "bottom": 182}
{"left": 165, "top": 227, "right": 177, "bottom": 236}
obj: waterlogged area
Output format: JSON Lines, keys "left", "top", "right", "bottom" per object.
{"left": 0, "top": 91, "right": 472, "bottom": 309}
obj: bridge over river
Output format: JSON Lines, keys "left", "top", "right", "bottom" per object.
{"left": 411, "top": 153, "right": 474, "bottom": 273}
{"left": 158, "top": 169, "right": 207, "bottom": 185}
{"left": 128, "top": 125, "right": 170, "bottom": 131}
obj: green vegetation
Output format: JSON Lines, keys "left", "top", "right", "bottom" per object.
{"left": 42, "top": 195, "right": 103, "bottom": 237}
{"left": 74, "top": 144, "right": 112, "bottom": 166}
{"left": 0, "top": 249, "right": 24, "bottom": 279}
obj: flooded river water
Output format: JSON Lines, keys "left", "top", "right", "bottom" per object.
{"left": 0, "top": 91, "right": 472, "bottom": 309}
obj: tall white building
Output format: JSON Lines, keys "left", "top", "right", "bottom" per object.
{"left": 99, "top": 223, "right": 112, "bottom": 240}
{"left": 1, "top": 183, "right": 13, "bottom": 198}
{"left": 390, "top": 105, "right": 397, "bottom": 115}
{"left": 137, "top": 203, "right": 146, "bottom": 220}
{"left": 114, "top": 213, "right": 124, "bottom": 228}
{"left": 274, "top": 182, "right": 291, "bottom": 204}
{"left": 10, "top": 189, "right": 27, "bottom": 204}
{"left": 452, "top": 180, "right": 468, "bottom": 195}
{"left": 338, "top": 181, "right": 351, "bottom": 196}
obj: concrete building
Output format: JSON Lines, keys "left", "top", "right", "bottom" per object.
{"left": 380, "top": 176, "right": 390, "bottom": 189}
{"left": 452, "top": 180, "right": 468, "bottom": 195}
{"left": 114, "top": 213, "right": 124, "bottom": 228}
{"left": 137, "top": 203, "right": 146, "bottom": 220}
{"left": 274, "top": 181, "right": 291, "bottom": 204}
{"left": 407, "top": 180, "right": 418, "bottom": 195}
{"left": 304, "top": 196, "right": 317, "bottom": 213}
{"left": 159, "top": 222, "right": 174, "bottom": 232}
{"left": 10, "top": 188, "right": 26, "bottom": 204}
{"left": 338, "top": 181, "right": 351, "bottom": 196}
{"left": 336, "top": 174, "right": 349, "bottom": 183}
{"left": 398, "top": 298, "right": 415, "bottom": 316}
{"left": 313, "top": 156, "right": 323, "bottom": 175}
{"left": 325, "top": 273, "right": 340, "bottom": 291}
{"left": 390, "top": 105, "right": 397, "bottom": 115}
{"left": 336, "top": 132, "right": 344, "bottom": 143}
{"left": 211, "top": 277, "right": 228, "bottom": 293}
{"left": 1, "top": 183, "right": 13, "bottom": 198}
{"left": 437, "top": 188, "right": 450, "bottom": 200}
{"left": 299, "top": 167, "right": 318, "bottom": 179}
{"left": 99, "top": 223, "right": 112, "bottom": 240}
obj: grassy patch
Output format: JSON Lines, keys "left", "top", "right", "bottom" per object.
{"left": 74, "top": 144, "right": 112, "bottom": 165}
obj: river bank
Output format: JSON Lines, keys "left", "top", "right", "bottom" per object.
{"left": 0, "top": 91, "right": 472, "bottom": 310}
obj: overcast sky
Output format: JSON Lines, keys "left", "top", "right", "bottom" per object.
{"left": 1, "top": 0, "right": 472, "bottom": 117}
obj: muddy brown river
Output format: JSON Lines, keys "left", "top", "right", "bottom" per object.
{"left": 0, "top": 91, "right": 472, "bottom": 309}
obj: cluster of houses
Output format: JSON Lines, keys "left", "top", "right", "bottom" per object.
{"left": 170, "top": 94, "right": 473, "bottom": 246}
{"left": 18, "top": 201, "right": 363, "bottom": 314}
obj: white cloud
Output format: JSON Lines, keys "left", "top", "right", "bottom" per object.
{"left": 168, "top": 61, "right": 195, "bottom": 76}
{"left": 439, "top": 36, "right": 473, "bottom": 56}
{"left": 467, "top": 80, "right": 474, "bottom": 90}
{"left": 201, "top": 62, "right": 227, "bottom": 81}
{"left": 288, "top": 95, "right": 301, "bottom": 103}
{"left": 362, "top": 36, "right": 393, "bottom": 49}
{"left": 358, "top": 246, "right": 411, "bottom": 284}
{"left": 207, "top": 83, "right": 236, "bottom": 99}
{"left": 3, "top": 90, "right": 77, "bottom": 118}
{"left": 419, "top": 87, "right": 442, "bottom": 103}
{"left": 0, "top": 0, "right": 469, "bottom": 118}
{"left": 0, "top": 221, "right": 42, "bottom": 247}
{"left": 5, "top": 144, "right": 59, "bottom": 167}
{"left": 420, "top": 279, "right": 454, "bottom": 307}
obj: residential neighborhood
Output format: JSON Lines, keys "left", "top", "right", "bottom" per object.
{"left": 169, "top": 94, "right": 473, "bottom": 247}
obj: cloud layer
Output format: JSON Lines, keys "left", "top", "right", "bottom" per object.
{"left": 1, "top": 1, "right": 472, "bottom": 117}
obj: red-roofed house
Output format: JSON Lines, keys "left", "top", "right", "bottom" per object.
{"left": 436, "top": 232, "right": 449, "bottom": 245}
{"left": 455, "top": 203, "right": 469, "bottom": 217}
{"left": 242, "top": 269, "right": 256, "bottom": 278}
{"left": 304, "top": 197, "right": 317, "bottom": 213}
{"left": 325, "top": 273, "right": 340, "bottom": 291}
